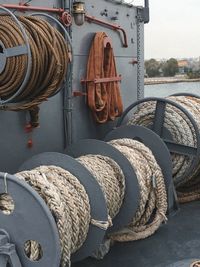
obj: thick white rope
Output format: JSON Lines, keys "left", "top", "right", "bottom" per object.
{"left": 108, "top": 139, "right": 167, "bottom": 241}
{"left": 128, "top": 95, "right": 200, "bottom": 202}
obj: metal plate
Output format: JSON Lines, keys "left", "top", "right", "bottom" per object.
{"left": 19, "top": 152, "right": 108, "bottom": 262}
{"left": 67, "top": 139, "right": 140, "bottom": 233}
{"left": 104, "top": 125, "right": 177, "bottom": 214}
{"left": 0, "top": 172, "right": 60, "bottom": 267}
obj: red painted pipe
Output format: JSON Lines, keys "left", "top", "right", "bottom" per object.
{"left": 1, "top": 4, "right": 64, "bottom": 14}
{"left": 85, "top": 15, "right": 128, "bottom": 48}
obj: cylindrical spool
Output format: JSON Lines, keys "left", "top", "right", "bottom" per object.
{"left": 116, "top": 97, "right": 200, "bottom": 186}
{"left": 104, "top": 125, "right": 177, "bottom": 214}
{"left": 0, "top": 172, "right": 60, "bottom": 267}
{"left": 19, "top": 152, "right": 108, "bottom": 262}
{"left": 67, "top": 139, "right": 140, "bottom": 233}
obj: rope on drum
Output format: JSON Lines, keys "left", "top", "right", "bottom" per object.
{"left": 0, "top": 15, "right": 69, "bottom": 126}
{"left": 1, "top": 139, "right": 167, "bottom": 266}
{"left": 128, "top": 95, "right": 200, "bottom": 203}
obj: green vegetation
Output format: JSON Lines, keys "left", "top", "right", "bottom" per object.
{"left": 162, "top": 58, "right": 178, "bottom": 77}
{"left": 145, "top": 59, "right": 160, "bottom": 77}
{"left": 187, "top": 70, "right": 200, "bottom": 79}
{"left": 145, "top": 58, "right": 178, "bottom": 78}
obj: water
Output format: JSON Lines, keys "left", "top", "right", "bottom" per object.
{"left": 144, "top": 81, "right": 200, "bottom": 98}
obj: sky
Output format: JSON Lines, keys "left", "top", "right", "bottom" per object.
{"left": 129, "top": 0, "right": 200, "bottom": 60}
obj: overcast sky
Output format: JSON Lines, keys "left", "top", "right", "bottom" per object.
{"left": 131, "top": 0, "right": 200, "bottom": 59}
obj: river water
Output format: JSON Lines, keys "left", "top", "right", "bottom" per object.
{"left": 144, "top": 81, "right": 200, "bottom": 98}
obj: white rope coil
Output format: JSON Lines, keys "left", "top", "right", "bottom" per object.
{"left": 108, "top": 138, "right": 167, "bottom": 241}
{"left": 78, "top": 155, "right": 126, "bottom": 222}
{"left": 17, "top": 166, "right": 91, "bottom": 267}
{"left": 128, "top": 95, "right": 200, "bottom": 202}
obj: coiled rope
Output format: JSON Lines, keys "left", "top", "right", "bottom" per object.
{"left": 86, "top": 32, "right": 123, "bottom": 123}
{"left": 108, "top": 139, "right": 167, "bottom": 241}
{"left": 0, "top": 139, "right": 167, "bottom": 265}
{"left": 78, "top": 155, "right": 126, "bottom": 222}
{"left": 17, "top": 166, "right": 92, "bottom": 267}
{"left": 128, "top": 95, "right": 200, "bottom": 203}
{"left": 0, "top": 15, "right": 69, "bottom": 124}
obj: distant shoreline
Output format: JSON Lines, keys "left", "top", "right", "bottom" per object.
{"left": 145, "top": 78, "right": 200, "bottom": 85}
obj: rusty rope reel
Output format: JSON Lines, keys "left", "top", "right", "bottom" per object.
{"left": 0, "top": 8, "right": 70, "bottom": 126}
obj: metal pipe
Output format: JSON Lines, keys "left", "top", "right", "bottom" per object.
{"left": 1, "top": 4, "right": 64, "bottom": 14}
{"left": 85, "top": 15, "right": 128, "bottom": 47}
{"left": 145, "top": 0, "right": 149, "bottom": 8}
{"left": 144, "top": 0, "right": 150, "bottom": 23}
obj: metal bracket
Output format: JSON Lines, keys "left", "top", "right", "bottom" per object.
{"left": 0, "top": 230, "right": 22, "bottom": 267}
{"left": 81, "top": 76, "right": 122, "bottom": 85}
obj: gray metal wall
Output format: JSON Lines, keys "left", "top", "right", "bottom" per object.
{"left": 0, "top": 0, "right": 144, "bottom": 173}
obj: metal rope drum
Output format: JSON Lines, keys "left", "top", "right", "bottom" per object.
{"left": 104, "top": 124, "right": 177, "bottom": 214}
{"left": 19, "top": 152, "right": 108, "bottom": 262}
{"left": 0, "top": 172, "right": 61, "bottom": 267}
{"left": 0, "top": 6, "right": 32, "bottom": 104}
{"left": 0, "top": 12, "right": 69, "bottom": 111}
{"left": 67, "top": 138, "right": 168, "bottom": 243}
{"left": 67, "top": 139, "right": 140, "bottom": 233}
{"left": 116, "top": 97, "right": 200, "bottom": 186}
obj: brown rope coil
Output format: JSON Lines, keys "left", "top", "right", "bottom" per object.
{"left": 86, "top": 32, "right": 123, "bottom": 123}
{"left": 0, "top": 139, "right": 167, "bottom": 265}
{"left": 128, "top": 95, "right": 200, "bottom": 203}
{"left": 0, "top": 15, "right": 69, "bottom": 112}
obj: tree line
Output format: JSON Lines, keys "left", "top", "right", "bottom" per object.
{"left": 145, "top": 58, "right": 178, "bottom": 77}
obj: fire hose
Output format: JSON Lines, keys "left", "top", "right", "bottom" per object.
{"left": 86, "top": 32, "right": 123, "bottom": 123}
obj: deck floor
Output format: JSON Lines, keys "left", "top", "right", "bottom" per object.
{"left": 73, "top": 201, "right": 200, "bottom": 267}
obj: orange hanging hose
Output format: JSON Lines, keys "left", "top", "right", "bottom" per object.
{"left": 86, "top": 32, "right": 123, "bottom": 123}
